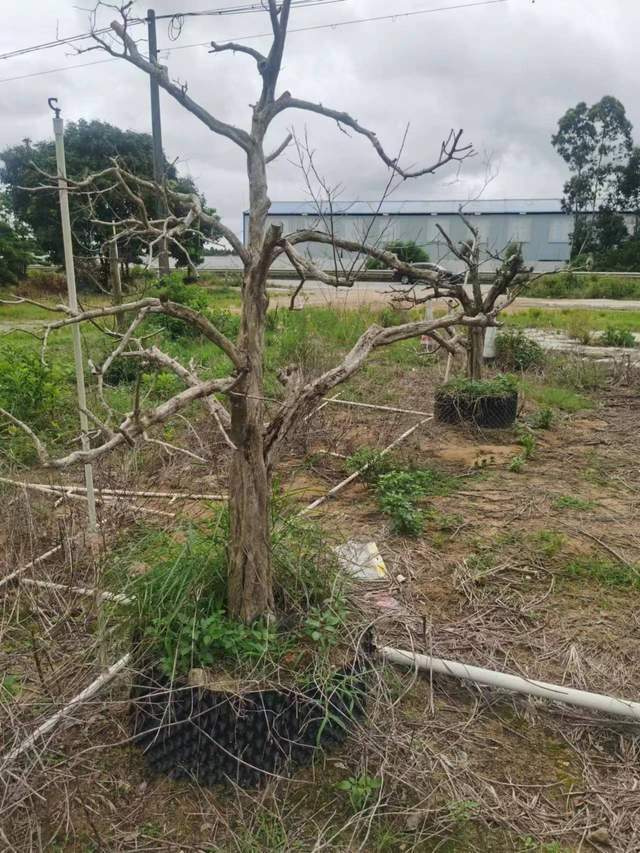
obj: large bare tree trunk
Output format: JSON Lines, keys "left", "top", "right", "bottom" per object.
{"left": 467, "top": 326, "right": 484, "bottom": 380}
{"left": 227, "top": 152, "right": 274, "bottom": 620}
{"left": 227, "top": 404, "right": 274, "bottom": 621}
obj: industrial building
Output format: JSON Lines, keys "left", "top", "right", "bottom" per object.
{"left": 245, "top": 199, "right": 573, "bottom": 272}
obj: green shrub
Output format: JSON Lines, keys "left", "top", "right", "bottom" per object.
{"left": 526, "top": 271, "right": 640, "bottom": 300}
{"left": 496, "top": 330, "right": 544, "bottom": 371}
{"left": 103, "top": 355, "right": 143, "bottom": 385}
{"left": 565, "top": 315, "right": 592, "bottom": 345}
{"left": 366, "top": 239, "right": 429, "bottom": 270}
{"left": 0, "top": 345, "right": 68, "bottom": 430}
{"left": 346, "top": 450, "right": 457, "bottom": 536}
{"left": 600, "top": 326, "right": 636, "bottom": 348}
{"left": 149, "top": 277, "right": 211, "bottom": 339}
{"left": 24, "top": 268, "right": 67, "bottom": 294}
{"left": 440, "top": 373, "right": 518, "bottom": 399}
{"left": 207, "top": 306, "right": 240, "bottom": 339}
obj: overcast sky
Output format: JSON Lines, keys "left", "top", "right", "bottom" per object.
{"left": 1, "top": 0, "right": 638, "bottom": 236}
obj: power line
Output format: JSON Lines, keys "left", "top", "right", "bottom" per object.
{"left": 0, "top": 0, "right": 508, "bottom": 85}
{"left": 0, "top": 0, "right": 347, "bottom": 62}
{"left": 165, "top": 0, "right": 508, "bottom": 52}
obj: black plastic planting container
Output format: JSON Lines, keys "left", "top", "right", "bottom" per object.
{"left": 130, "top": 655, "right": 370, "bottom": 788}
{"left": 434, "top": 389, "right": 518, "bottom": 429}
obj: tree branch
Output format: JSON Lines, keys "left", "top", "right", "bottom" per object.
{"left": 265, "top": 309, "right": 490, "bottom": 465}
{"left": 265, "top": 133, "right": 293, "bottom": 164}
{"left": 42, "top": 297, "right": 243, "bottom": 370}
{"left": 3, "top": 374, "right": 241, "bottom": 470}
{"left": 269, "top": 95, "right": 473, "bottom": 178}
{"left": 107, "top": 20, "right": 252, "bottom": 152}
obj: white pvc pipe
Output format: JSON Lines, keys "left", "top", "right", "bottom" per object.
{"left": 382, "top": 647, "right": 640, "bottom": 721}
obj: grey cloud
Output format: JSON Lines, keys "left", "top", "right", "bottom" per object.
{"left": 0, "top": 0, "right": 638, "bottom": 237}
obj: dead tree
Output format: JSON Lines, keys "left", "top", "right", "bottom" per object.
{"left": 3, "top": 2, "right": 491, "bottom": 624}
{"left": 382, "top": 213, "right": 533, "bottom": 380}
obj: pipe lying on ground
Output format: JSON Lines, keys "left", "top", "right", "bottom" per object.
{"left": 382, "top": 646, "right": 640, "bottom": 721}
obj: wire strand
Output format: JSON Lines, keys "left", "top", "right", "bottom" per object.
{"left": 0, "top": 0, "right": 508, "bottom": 85}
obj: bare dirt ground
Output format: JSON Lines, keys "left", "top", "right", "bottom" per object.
{"left": 267, "top": 280, "right": 640, "bottom": 313}
{"left": 1, "top": 353, "right": 640, "bottom": 851}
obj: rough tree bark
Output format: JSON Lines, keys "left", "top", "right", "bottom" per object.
{"left": 467, "top": 326, "right": 485, "bottom": 380}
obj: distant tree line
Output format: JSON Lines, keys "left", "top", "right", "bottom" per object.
{"left": 553, "top": 96, "right": 640, "bottom": 270}
{"left": 0, "top": 120, "right": 218, "bottom": 288}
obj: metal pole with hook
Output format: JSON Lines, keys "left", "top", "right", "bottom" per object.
{"left": 49, "top": 97, "right": 98, "bottom": 532}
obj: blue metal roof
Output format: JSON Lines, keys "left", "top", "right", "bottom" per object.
{"left": 248, "top": 199, "right": 564, "bottom": 216}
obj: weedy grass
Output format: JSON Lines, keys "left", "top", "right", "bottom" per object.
{"left": 505, "top": 307, "right": 640, "bottom": 335}
{"left": 345, "top": 448, "right": 459, "bottom": 535}
{"left": 553, "top": 495, "right": 597, "bottom": 512}
{"left": 525, "top": 271, "right": 640, "bottom": 300}
{"left": 105, "top": 502, "right": 356, "bottom": 683}
{"left": 520, "top": 380, "right": 592, "bottom": 413}
{"left": 563, "top": 556, "right": 640, "bottom": 589}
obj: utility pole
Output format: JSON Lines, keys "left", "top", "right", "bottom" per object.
{"left": 147, "top": 8, "right": 170, "bottom": 277}
{"left": 48, "top": 97, "right": 97, "bottom": 533}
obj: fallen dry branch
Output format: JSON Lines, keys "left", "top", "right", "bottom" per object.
{"left": 1, "top": 654, "right": 131, "bottom": 768}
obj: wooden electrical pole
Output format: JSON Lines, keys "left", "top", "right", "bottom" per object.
{"left": 147, "top": 8, "right": 170, "bottom": 277}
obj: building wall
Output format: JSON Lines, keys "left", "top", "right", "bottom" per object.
{"left": 246, "top": 211, "right": 573, "bottom": 272}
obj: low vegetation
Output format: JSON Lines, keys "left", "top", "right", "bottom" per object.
{"left": 526, "top": 271, "right": 640, "bottom": 300}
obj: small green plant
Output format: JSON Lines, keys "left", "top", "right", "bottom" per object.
{"left": 509, "top": 454, "right": 525, "bottom": 473}
{"left": 529, "top": 407, "right": 553, "bottom": 429}
{"left": 1, "top": 674, "right": 21, "bottom": 700}
{"left": 376, "top": 470, "right": 429, "bottom": 535}
{"left": 496, "top": 330, "right": 544, "bottom": 371}
{"left": 346, "top": 450, "right": 458, "bottom": 537}
{"left": 149, "top": 276, "right": 210, "bottom": 339}
{"left": 553, "top": 495, "right": 596, "bottom": 512}
{"left": 345, "top": 447, "right": 392, "bottom": 484}
{"left": 304, "top": 604, "right": 347, "bottom": 651}
{"left": 533, "top": 530, "right": 565, "bottom": 558}
{"left": 336, "top": 773, "right": 382, "bottom": 812}
{"left": 601, "top": 326, "right": 636, "bottom": 348}
{"left": 518, "top": 838, "right": 569, "bottom": 853}
{"left": 517, "top": 429, "right": 536, "bottom": 459}
{"left": 510, "top": 427, "right": 536, "bottom": 472}
{"left": 447, "top": 799, "right": 480, "bottom": 826}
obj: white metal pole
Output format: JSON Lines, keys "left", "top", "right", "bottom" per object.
{"left": 50, "top": 99, "right": 97, "bottom": 532}
{"left": 382, "top": 647, "right": 640, "bottom": 721}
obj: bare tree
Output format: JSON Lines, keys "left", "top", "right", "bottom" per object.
{"left": 4, "top": 2, "right": 493, "bottom": 623}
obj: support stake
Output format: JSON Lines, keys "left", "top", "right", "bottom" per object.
{"left": 49, "top": 97, "right": 97, "bottom": 533}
